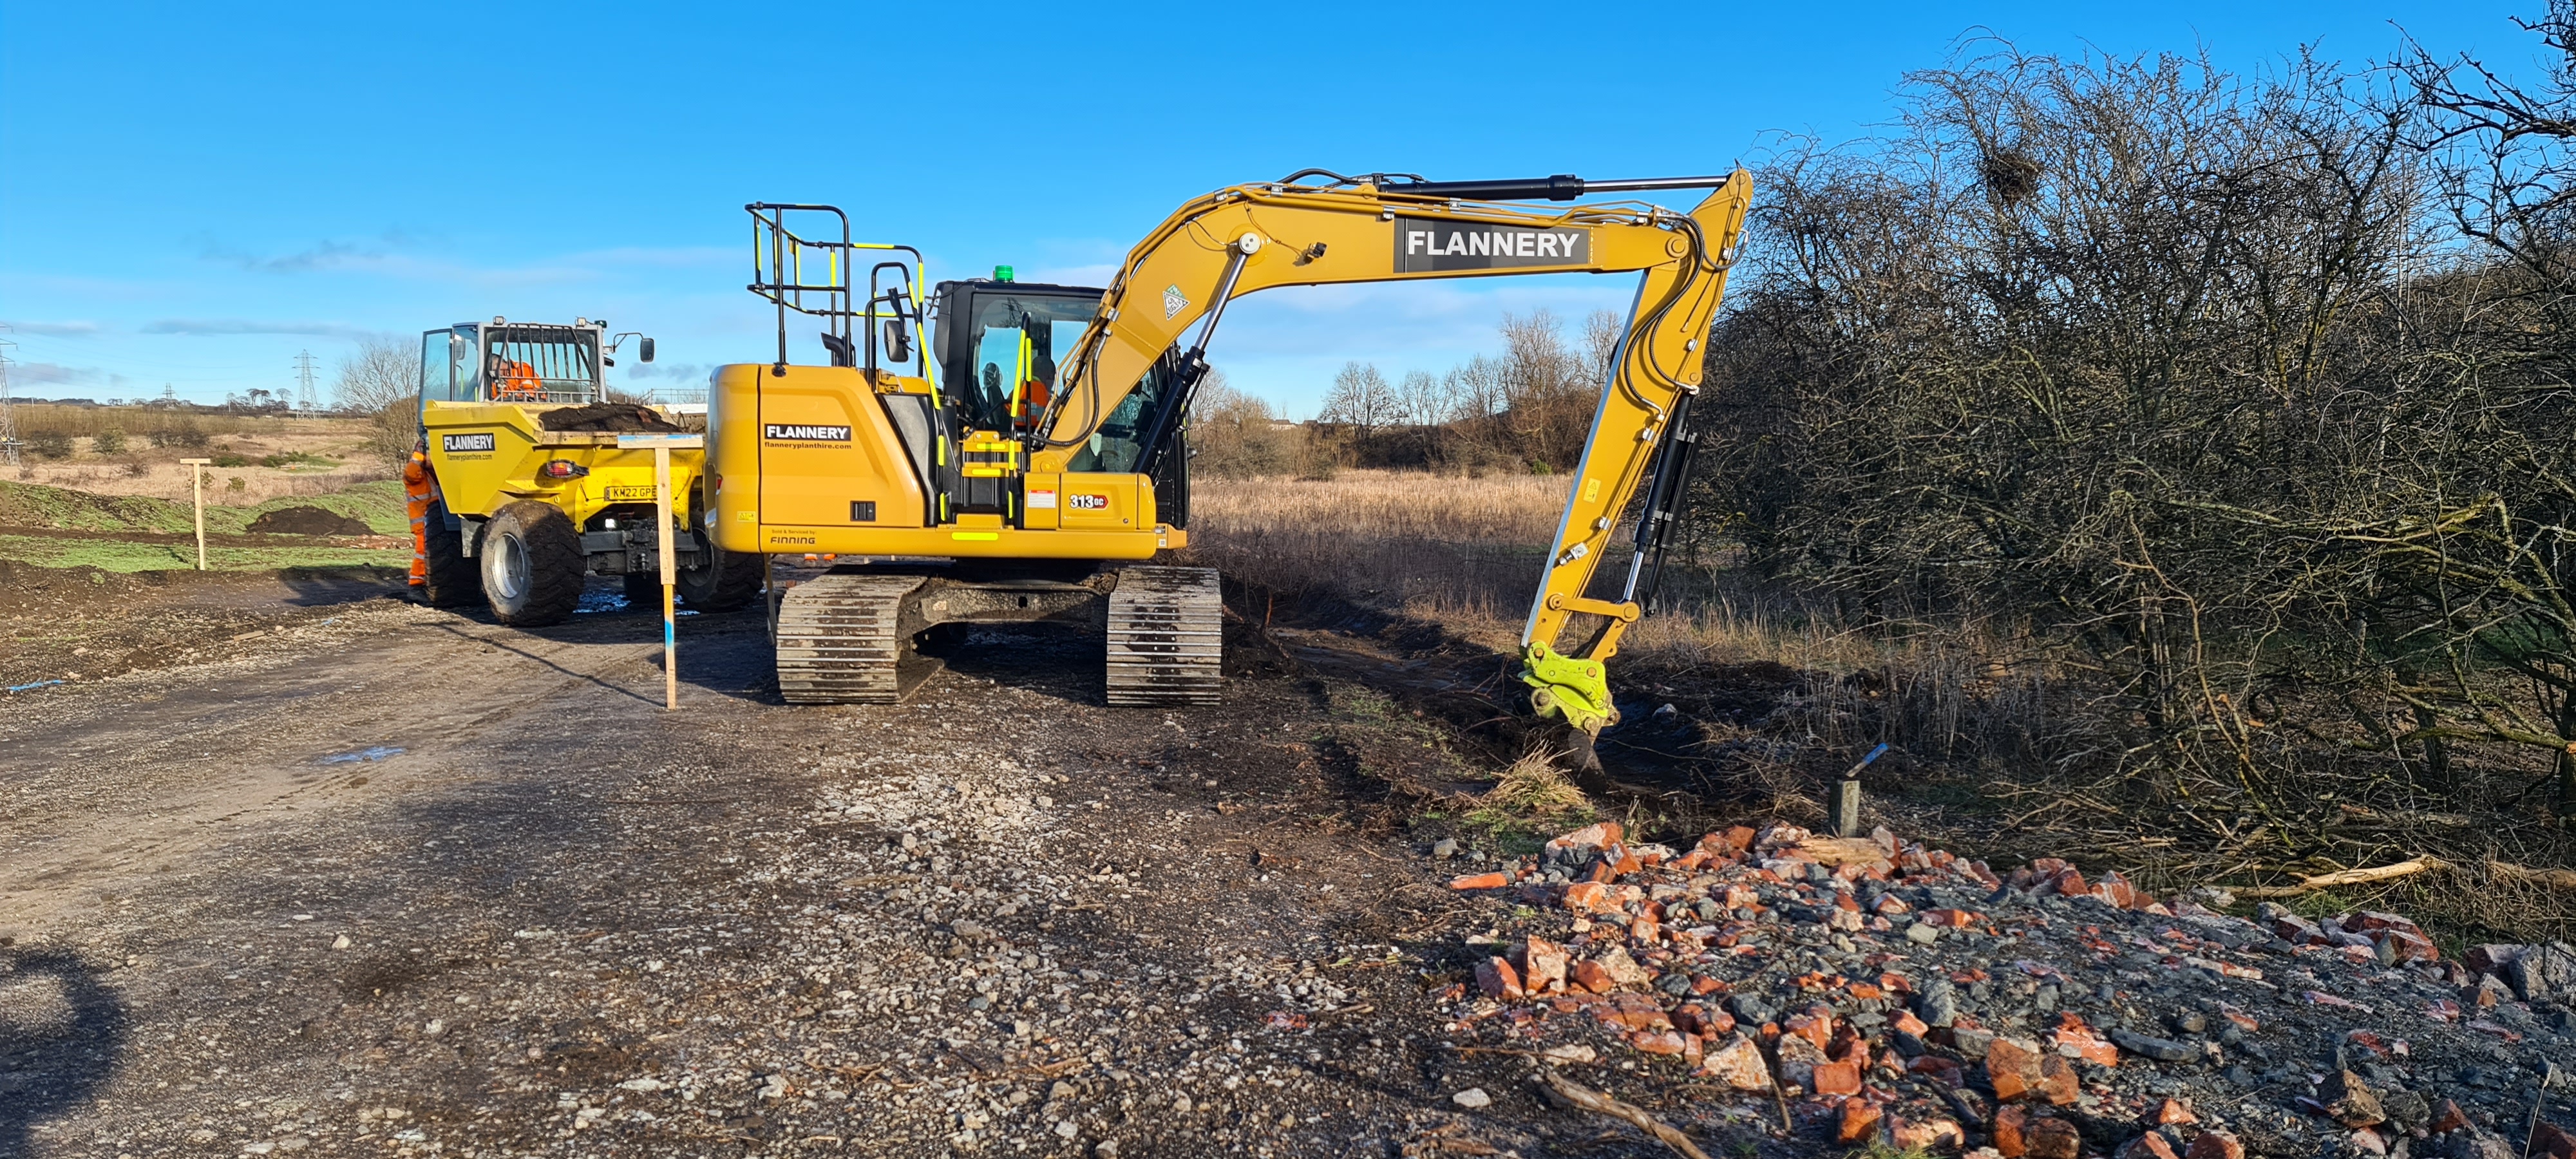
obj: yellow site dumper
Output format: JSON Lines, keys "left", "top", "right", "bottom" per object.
{"left": 410, "top": 317, "right": 763, "bottom": 625}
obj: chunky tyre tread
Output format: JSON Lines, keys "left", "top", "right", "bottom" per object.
{"left": 677, "top": 543, "right": 764, "bottom": 612}
{"left": 483, "top": 500, "right": 586, "bottom": 627}
{"left": 420, "top": 499, "right": 483, "bottom": 609}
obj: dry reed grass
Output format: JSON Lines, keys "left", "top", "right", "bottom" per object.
{"left": 1186, "top": 469, "right": 1932, "bottom": 671}
{"left": 1470, "top": 748, "right": 1596, "bottom": 829}
{"left": 12, "top": 416, "right": 394, "bottom": 505}
{"left": 1186, "top": 470, "right": 1567, "bottom": 641}
{"left": 13, "top": 404, "right": 279, "bottom": 439}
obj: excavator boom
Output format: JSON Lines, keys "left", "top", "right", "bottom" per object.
{"left": 1034, "top": 171, "right": 1753, "bottom": 735}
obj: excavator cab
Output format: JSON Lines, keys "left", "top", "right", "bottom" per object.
{"left": 712, "top": 203, "right": 1218, "bottom": 706}
{"left": 925, "top": 278, "right": 1190, "bottom": 523}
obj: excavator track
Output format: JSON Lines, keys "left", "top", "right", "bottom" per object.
{"left": 773, "top": 573, "right": 931, "bottom": 704}
{"left": 1104, "top": 566, "right": 1223, "bottom": 706}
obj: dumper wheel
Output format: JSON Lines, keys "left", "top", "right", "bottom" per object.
{"left": 480, "top": 500, "right": 585, "bottom": 626}
{"left": 419, "top": 499, "right": 483, "bottom": 609}
{"left": 676, "top": 543, "right": 764, "bottom": 612}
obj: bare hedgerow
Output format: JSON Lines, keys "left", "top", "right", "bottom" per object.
{"left": 1683, "top": 35, "right": 2576, "bottom": 901}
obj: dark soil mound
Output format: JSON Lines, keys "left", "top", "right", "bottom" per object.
{"left": 246, "top": 505, "right": 373, "bottom": 536}
{"left": 536, "top": 403, "right": 683, "bottom": 433}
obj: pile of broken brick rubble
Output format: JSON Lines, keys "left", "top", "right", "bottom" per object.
{"left": 1441, "top": 821, "right": 2576, "bottom": 1158}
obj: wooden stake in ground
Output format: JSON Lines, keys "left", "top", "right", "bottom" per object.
{"left": 616, "top": 431, "right": 702, "bottom": 710}
{"left": 656, "top": 444, "right": 677, "bottom": 711}
{"left": 180, "top": 457, "right": 211, "bottom": 570}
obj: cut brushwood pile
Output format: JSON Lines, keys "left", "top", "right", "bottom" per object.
{"left": 1435, "top": 820, "right": 2576, "bottom": 1158}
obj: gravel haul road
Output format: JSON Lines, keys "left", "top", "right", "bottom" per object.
{"left": 10, "top": 570, "right": 2573, "bottom": 1159}
{"left": 0, "top": 578, "right": 1517, "bottom": 1158}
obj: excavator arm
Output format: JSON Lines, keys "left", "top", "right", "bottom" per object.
{"left": 1036, "top": 170, "right": 1753, "bottom": 739}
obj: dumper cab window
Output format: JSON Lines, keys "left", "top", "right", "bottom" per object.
{"left": 482, "top": 325, "right": 601, "bottom": 404}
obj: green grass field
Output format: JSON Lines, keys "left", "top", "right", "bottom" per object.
{"left": 0, "top": 478, "right": 413, "bottom": 572}
{"left": 0, "top": 478, "right": 408, "bottom": 536}
{"left": 0, "top": 534, "right": 410, "bottom": 572}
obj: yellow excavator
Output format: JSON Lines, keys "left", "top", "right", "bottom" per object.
{"left": 706, "top": 171, "right": 1750, "bottom": 747}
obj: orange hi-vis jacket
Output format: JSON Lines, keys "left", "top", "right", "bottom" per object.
{"left": 402, "top": 449, "right": 433, "bottom": 587}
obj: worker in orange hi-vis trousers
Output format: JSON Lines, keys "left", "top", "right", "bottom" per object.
{"left": 402, "top": 448, "right": 432, "bottom": 591}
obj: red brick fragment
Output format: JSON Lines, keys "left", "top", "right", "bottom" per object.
{"left": 1993, "top": 1105, "right": 2030, "bottom": 1157}
{"left": 2036, "top": 1054, "right": 2080, "bottom": 1106}
{"left": 1987, "top": 1036, "right": 2043, "bottom": 1103}
{"left": 2533, "top": 1121, "right": 2576, "bottom": 1159}
{"left": 1474, "top": 956, "right": 1524, "bottom": 999}
{"left": 2145, "top": 1098, "right": 2196, "bottom": 1126}
{"left": 1698, "top": 1035, "right": 1772, "bottom": 1091}
{"left": 2024, "top": 1117, "right": 2083, "bottom": 1159}
{"left": 1569, "top": 959, "right": 1613, "bottom": 994}
{"left": 1837, "top": 1097, "right": 1884, "bottom": 1144}
{"left": 1812, "top": 1060, "right": 1862, "bottom": 1095}
{"left": 1630, "top": 1029, "right": 1687, "bottom": 1055}
{"left": 2184, "top": 1131, "right": 2245, "bottom": 1159}
{"left": 2116, "top": 1133, "right": 2180, "bottom": 1159}
{"left": 1548, "top": 821, "right": 1621, "bottom": 851}
{"left": 2052, "top": 1014, "right": 2119, "bottom": 1067}
{"left": 2429, "top": 1100, "right": 2469, "bottom": 1135}
{"left": 1511, "top": 937, "right": 1568, "bottom": 994}
{"left": 1783, "top": 1010, "right": 1834, "bottom": 1051}
{"left": 2376, "top": 927, "right": 2440, "bottom": 963}
{"left": 1890, "top": 1117, "right": 1965, "bottom": 1151}
{"left": 1448, "top": 871, "right": 1508, "bottom": 890}
{"left": 1560, "top": 881, "right": 1618, "bottom": 914}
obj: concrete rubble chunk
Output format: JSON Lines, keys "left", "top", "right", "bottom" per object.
{"left": 2108, "top": 1028, "right": 2193, "bottom": 1063}
{"left": 2318, "top": 1069, "right": 2385, "bottom": 1128}
{"left": 2506, "top": 941, "right": 2576, "bottom": 1002}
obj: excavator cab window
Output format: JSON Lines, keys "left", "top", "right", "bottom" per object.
{"left": 936, "top": 283, "right": 1095, "bottom": 435}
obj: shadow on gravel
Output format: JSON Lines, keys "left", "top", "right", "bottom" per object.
{"left": 0, "top": 948, "right": 129, "bottom": 1156}
{"left": 421, "top": 621, "right": 661, "bottom": 707}
{"left": 276, "top": 565, "right": 410, "bottom": 607}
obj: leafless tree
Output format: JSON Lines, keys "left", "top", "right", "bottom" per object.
{"left": 1319, "top": 361, "right": 1398, "bottom": 436}
{"left": 334, "top": 335, "right": 420, "bottom": 464}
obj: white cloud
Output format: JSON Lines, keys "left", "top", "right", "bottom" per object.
{"left": 2, "top": 320, "right": 102, "bottom": 336}
{"left": 142, "top": 318, "right": 386, "bottom": 339}
{"left": 17, "top": 361, "right": 103, "bottom": 384}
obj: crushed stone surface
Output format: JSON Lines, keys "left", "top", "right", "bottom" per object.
{"left": 1, "top": 571, "right": 2571, "bottom": 1159}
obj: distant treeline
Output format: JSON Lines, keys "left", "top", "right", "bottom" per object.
{"left": 1191, "top": 308, "right": 1617, "bottom": 480}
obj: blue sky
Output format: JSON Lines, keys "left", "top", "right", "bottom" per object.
{"left": 0, "top": 1, "right": 2538, "bottom": 416}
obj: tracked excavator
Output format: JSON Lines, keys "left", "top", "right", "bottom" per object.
{"left": 706, "top": 171, "right": 1750, "bottom": 749}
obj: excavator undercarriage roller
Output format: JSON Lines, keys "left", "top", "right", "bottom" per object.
{"left": 770, "top": 566, "right": 1222, "bottom": 707}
